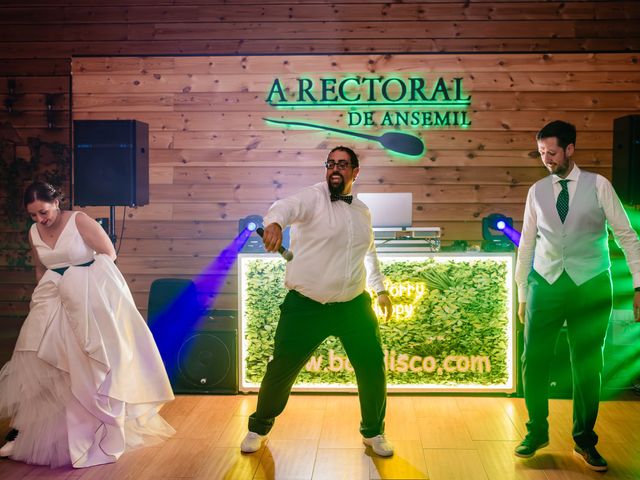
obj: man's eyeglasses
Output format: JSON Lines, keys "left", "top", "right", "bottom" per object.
{"left": 325, "top": 160, "right": 351, "bottom": 170}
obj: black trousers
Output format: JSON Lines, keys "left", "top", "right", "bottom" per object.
{"left": 248, "top": 290, "right": 387, "bottom": 438}
{"left": 522, "top": 270, "right": 612, "bottom": 448}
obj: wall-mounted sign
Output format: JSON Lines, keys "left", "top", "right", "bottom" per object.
{"left": 264, "top": 75, "right": 472, "bottom": 158}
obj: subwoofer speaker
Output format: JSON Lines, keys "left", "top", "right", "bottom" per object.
{"left": 147, "top": 278, "right": 238, "bottom": 394}
{"left": 612, "top": 114, "right": 640, "bottom": 205}
{"left": 172, "top": 328, "right": 237, "bottom": 394}
{"left": 73, "top": 119, "right": 149, "bottom": 207}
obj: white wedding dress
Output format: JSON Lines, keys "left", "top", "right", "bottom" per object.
{"left": 0, "top": 212, "right": 175, "bottom": 468}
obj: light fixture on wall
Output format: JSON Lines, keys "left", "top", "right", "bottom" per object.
{"left": 45, "top": 94, "right": 59, "bottom": 129}
{"left": 4, "top": 79, "right": 18, "bottom": 114}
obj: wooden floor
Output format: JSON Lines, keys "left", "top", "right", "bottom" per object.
{"left": 0, "top": 393, "right": 639, "bottom": 479}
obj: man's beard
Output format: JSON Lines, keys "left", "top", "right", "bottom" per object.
{"left": 547, "top": 160, "right": 569, "bottom": 177}
{"left": 327, "top": 173, "right": 345, "bottom": 195}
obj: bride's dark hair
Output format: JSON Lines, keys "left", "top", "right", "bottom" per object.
{"left": 23, "top": 181, "right": 63, "bottom": 208}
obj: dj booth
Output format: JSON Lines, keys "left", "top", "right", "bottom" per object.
{"left": 238, "top": 249, "right": 516, "bottom": 394}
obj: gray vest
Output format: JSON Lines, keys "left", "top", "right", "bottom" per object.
{"left": 533, "top": 171, "right": 610, "bottom": 285}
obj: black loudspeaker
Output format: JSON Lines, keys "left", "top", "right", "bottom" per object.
{"left": 147, "top": 278, "right": 238, "bottom": 394}
{"left": 612, "top": 114, "right": 640, "bottom": 205}
{"left": 73, "top": 119, "right": 149, "bottom": 207}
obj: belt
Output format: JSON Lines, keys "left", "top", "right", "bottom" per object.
{"left": 289, "top": 289, "right": 364, "bottom": 306}
{"left": 51, "top": 260, "right": 94, "bottom": 276}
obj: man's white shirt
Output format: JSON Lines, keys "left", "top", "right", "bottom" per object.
{"left": 264, "top": 182, "right": 386, "bottom": 304}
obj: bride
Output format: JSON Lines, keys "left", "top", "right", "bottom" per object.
{"left": 0, "top": 181, "right": 175, "bottom": 468}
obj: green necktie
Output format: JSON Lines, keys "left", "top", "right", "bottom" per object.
{"left": 556, "top": 179, "right": 569, "bottom": 223}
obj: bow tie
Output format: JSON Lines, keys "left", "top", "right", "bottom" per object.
{"left": 330, "top": 194, "right": 353, "bottom": 204}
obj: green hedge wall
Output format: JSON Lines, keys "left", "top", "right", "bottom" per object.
{"left": 242, "top": 256, "right": 512, "bottom": 388}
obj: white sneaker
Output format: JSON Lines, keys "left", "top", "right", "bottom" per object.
{"left": 0, "top": 440, "right": 15, "bottom": 458}
{"left": 240, "top": 431, "right": 266, "bottom": 453}
{"left": 363, "top": 434, "right": 394, "bottom": 457}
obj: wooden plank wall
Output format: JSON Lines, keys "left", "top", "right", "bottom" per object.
{"left": 71, "top": 53, "right": 640, "bottom": 316}
{"left": 1, "top": 0, "right": 639, "bottom": 362}
{"left": 1, "top": 1, "right": 640, "bottom": 55}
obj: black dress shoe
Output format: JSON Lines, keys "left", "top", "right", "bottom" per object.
{"left": 573, "top": 445, "right": 608, "bottom": 472}
{"left": 514, "top": 435, "right": 549, "bottom": 458}
{"left": 0, "top": 429, "right": 18, "bottom": 458}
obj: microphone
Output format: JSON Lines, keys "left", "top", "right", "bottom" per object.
{"left": 256, "top": 227, "right": 294, "bottom": 261}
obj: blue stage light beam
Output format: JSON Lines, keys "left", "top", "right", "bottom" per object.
{"left": 500, "top": 224, "right": 522, "bottom": 246}
{"left": 149, "top": 224, "right": 258, "bottom": 379}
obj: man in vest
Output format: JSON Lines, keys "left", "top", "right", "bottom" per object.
{"left": 514, "top": 120, "right": 640, "bottom": 471}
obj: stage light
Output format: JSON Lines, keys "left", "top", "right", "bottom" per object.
{"left": 239, "top": 215, "right": 265, "bottom": 252}
{"left": 239, "top": 215, "right": 263, "bottom": 234}
{"left": 482, "top": 213, "right": 520, "bottom": 250}
{"left": 482, "top": 213, "right": 512, "bottom": 239}
{"left": 238, "top": 214, "right": 292, "bottom": 254}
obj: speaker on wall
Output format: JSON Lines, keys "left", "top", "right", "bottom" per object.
{"left": 612, "top": 114, "right": 640, "bottom": 205}
{"left": 147, "top": 278, "right": 238, "bottom": 394}
{"left": 74, "top": 119, "right": 149, "bottom": 207}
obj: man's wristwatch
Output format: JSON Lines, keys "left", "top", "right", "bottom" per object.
{"left": 376, "top": 290, "right": 389, "bottom": 296}
{"left": 635, "top": 287, "right": 640, "bottom": 292}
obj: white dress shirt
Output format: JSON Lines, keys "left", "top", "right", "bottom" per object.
{"left": 263, "top": 181, "right": 386, "bottom": 304}
{"left": 515, "top": 165, "right": 640, "bottom": 300}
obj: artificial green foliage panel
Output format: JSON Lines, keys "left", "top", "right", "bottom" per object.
{"left": 243, "top": 257, "right": 510, "bottom": 387}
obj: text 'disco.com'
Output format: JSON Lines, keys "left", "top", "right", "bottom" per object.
{"left": 304, "top": 349, "right": 491, "bottom": 375}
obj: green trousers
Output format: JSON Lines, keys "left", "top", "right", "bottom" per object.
{"left": 248, "top": 290, "right": 387, "bottom": 438}
{"left": 523, "top": 270, "right": 612, "bottom": 448}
